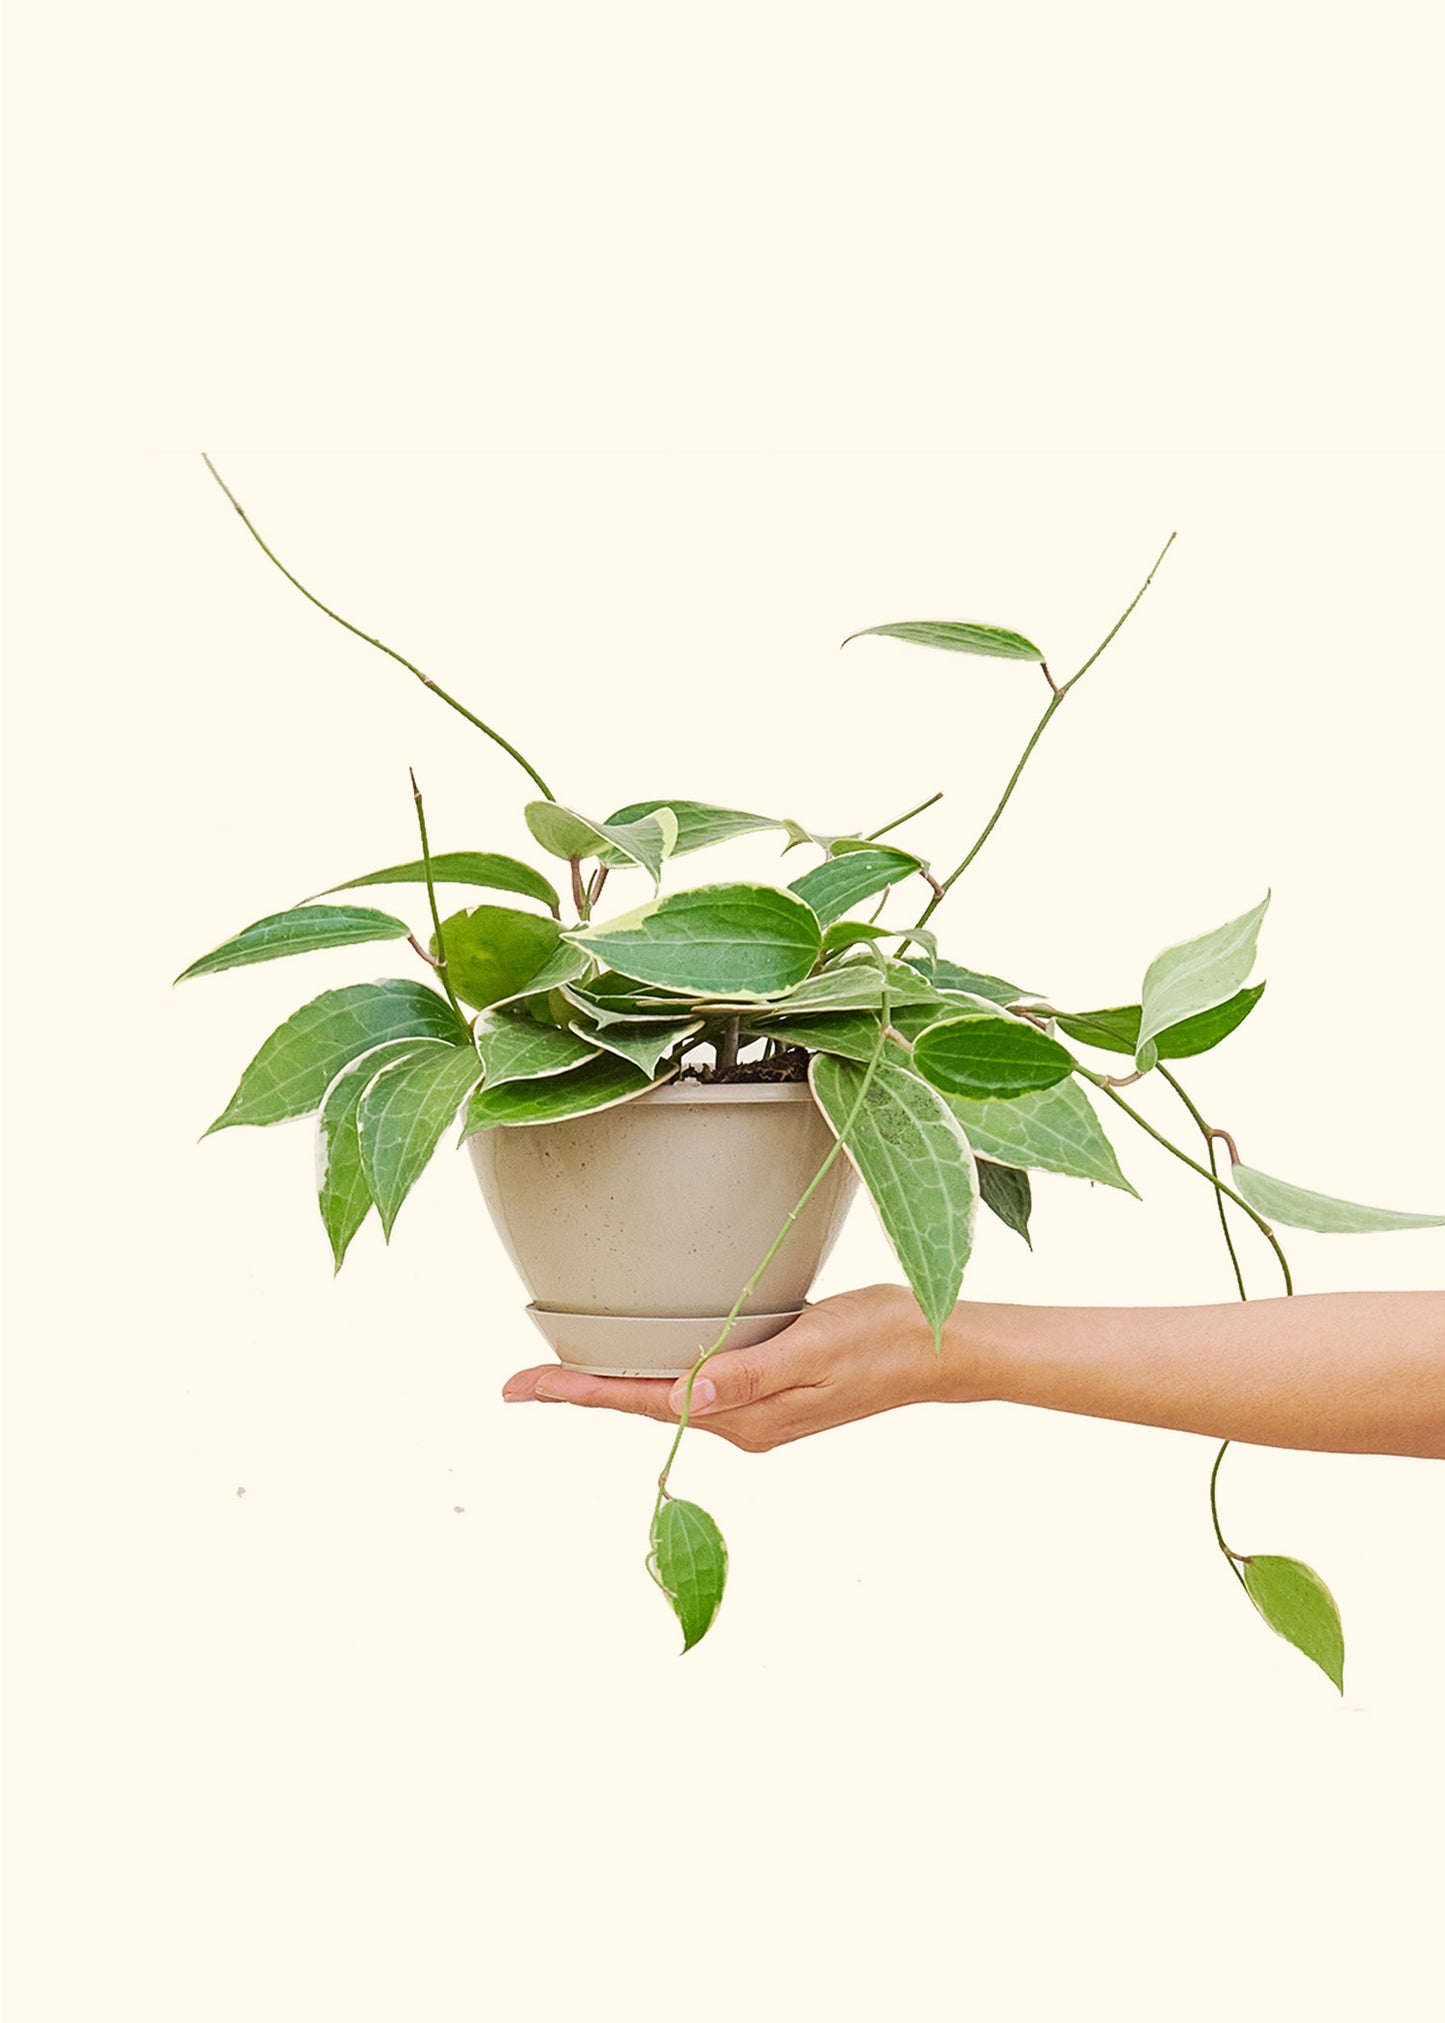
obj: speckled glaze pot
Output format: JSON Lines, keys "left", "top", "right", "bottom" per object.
{"left": 467, "top": 1080, "right": 857, "bottom": 1377}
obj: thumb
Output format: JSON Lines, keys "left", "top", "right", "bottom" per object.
{"left": 666, "top": 1312, "right": 825, "bottom": 1417}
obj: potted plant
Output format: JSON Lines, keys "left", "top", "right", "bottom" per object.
{"left": 183, "top": 459, "right": 1444, "bottom": 1677}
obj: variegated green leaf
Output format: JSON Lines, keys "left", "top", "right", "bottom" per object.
{"left": 1058, "top": 985, "right": 1266, "bottom": 1060}
{"left": 1230, "top": 1164, "right": 1445, "bottom": 1234}
{"left": 207, "top": 981, "right": 466, "bottom": 1133}
{"left": 735, "top": 957, "right": 944, "bottom": 1020}
{"left": 937, "top": 1078, "right": 1137, "bottom": 1193}
{"left": 571, "top": 1017, "right": 702, "bottom": 1078}
{"left": 566, "top": 884, "right": 822, "bottom": 998}
{"left": 435, "top": 905, "right": 563, "bottom": 1011}
{"left": 474, "top": 1010, "right": 600, "bottom": 1089}
{"left": 752, "top": 1011, "right": 884, "bottom": 1062}
{"left": 562, "top": 975, "right": 699, "bottom": 1025}
{"left": 176, "top": 904, "right": 411, "bottom": 982}
{"left": 312, "top": 851, "right": 560, "bottom": 913}
{"left": 913, "top": 1013, "right": 1075, "bottom": 1101}
{"left": 842, "top": 619, "right": 1044, "bottom": 660}
{"left": 461, "top": 1054, "right": 668, "bottom": 1136}
{"left": 525, "top": 802, "right": 678, "bottom": 884}
{"left": 316, "top": 1038, "right": 450, "bottom": 1269}
{"left": 357, "top": 1041, "right": 485, "bottom": 1237}
{"left": 809, "top": 1050, "right": 977, "bottom": 1345}
{"left": 787, "top": 846, "right": 922, "bottom": 929}
{"left": 1242, "top": 1556, "right": 1345, "bottom": 1693}
{"left": 648, "top": 1498, "right": 728, "bottom": 1653}
{"left": 819, "top": 920, "right": 892, "bottom": 956}
{"left": 602, "top": 799, "right": 801, "bottom": 860}
{"left": 1136, "top": 895, "right": 1270, "bottom": 1061}
{"left": 902, "top": 955, "right": 1029, "bottom": 1005}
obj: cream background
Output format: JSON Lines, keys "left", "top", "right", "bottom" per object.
{"left": 6, "top": 7, "right": 1445, "bottom": 2021}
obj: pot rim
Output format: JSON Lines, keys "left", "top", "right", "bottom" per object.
{"left": 635, "top": 1079, "right": 817, "bottom": 1106}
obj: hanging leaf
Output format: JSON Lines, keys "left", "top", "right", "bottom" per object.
{"left": 912, "top": 1013, "right": 1075, "bottom": 1101}
{"left": 842, "top": 620, "right": 1044, "bottom": 661}
{"left": 787, "top": 846, "right": 923, "bottom": 929}
{"left": 1058, "top": 984, "right": 1266, "bottom": 1059}
{"left": 566, "top": 884, "right": 822, "bottom": 999}
{"left": 207, "top": 981, "right": 467, "bottom": 1133}
{"left": 1136, "top": 896, "right": 1270, "bottom": 1062}
{"left": 316, "top": 1038, "right": 453, "bottom": 1269}
{"left": 1241, "top": 1555, "right": 1345, "bottom": 1693}
{"left": 1230, "top": 1163, "right": 1445, "bottom": 1234}
{"left": 434, "top": 905, "right": 562, "bottom": 1011}
{"left": 312, "top": 851, "right": 560, "bottom": 913}
{"left": 809, "top": 1050, "right": 977, "bottom": 1346}
{"left": 176, "top": 904, "right": 412, "bottom": 982}
{"left": 355, "top": 1041, "right": 486, "bottom": 1237}
{"left": 938, "top": 1080, "right": 1138, "bottom": 1194}
{"left": 473, "top": 1010, "right": 601, "bottom": 1089}
{"left": 648, "top": 1498, "right": 729, "bottom": 1653}
{"left": 460, "top": 1054, "right": 668, "bottom": 1136}
{"left": 602, "top": 799, "right": 804, "bottom": 860}
{"left": 977, "top": 1159, "right": 1033, "bottom": 1247}
{"left": 570, "top": 1017, "right": 703, "bottom": 1078}
{"left": 525, "top": 802, "right": 678, "bottom": 885}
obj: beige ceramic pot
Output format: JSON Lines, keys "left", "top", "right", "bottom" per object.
{"left": 467, "top": 1080, "right": 857, "bottom": 1377}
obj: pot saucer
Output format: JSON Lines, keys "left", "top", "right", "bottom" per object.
{"left": 525, "top": 1304, "right": 809, "bottom": 1378}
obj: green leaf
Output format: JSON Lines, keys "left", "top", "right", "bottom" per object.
{"left": 313, "top": 851, "right": 560, "bottom": 913}
{"left": 357, "top": 1042, "right": 485, "bottom": 1237}
{"left": 752, "top": 1011, "right": 884, "bottom": 1063}
{"left": 842, "top": 619, "right": 1044, "bottom": 661}
{"left": 525, "top": 802, "right": 678, "bottom": 885}
{"left": 435, "top": 905, "right": 563, "bottom": 1011}
{"left": 787, "top": 846, "right": 922, "bottom": 929}
{"left": 490, "top": 941, "right": 594, "bottom": 1004}
{"left": 603, "top": 799, "right": 800, "bottom": 860}
{"left": 1058, "top": 985, "right": 1267, "bottom": 1060}
{"left": 649, "top": 1498, "right": 729, "bottom": 1653}
{"left": 460, "top": 1054, "right": 667, "bottom": 1136}
{"left": 207, "top": 981, "right": 466, "bottom": 1133}
{"left": 912, "top": 1013, "right": 1075, "bottom": 1101}
{"left": 316, "top": 1039, "right": 452, "bottom": 1269}
{"left": 1230, "top": 1163, "right": 1445, "bottom": 1235}
{"left": 743, "top": 957, "right": 945, "bottom": 1019}
{"left": 571, "top": 1017, "right": 702, "bottom": 1078}
{"left": 474, "top": 1010, "right": 600, "bottom": 1089}
{"left": 902, "top": 955, "right": 1029, "bottom": 1006}
{"left": 566, "top": 884, "right": 822, "bottom": 999}
{"left": 561, "top": 974, "right": 698, "bottom": 1025}
{"left": 1136, "top": 895, "right": 1270, "bottom": 1062}
{"left": 1241, "top": 1555, "right": 1345, "bottom": 1693}
{"left": 176, "top": 904, "right": 412, "bottom": 982}
{"left": 819, "top": 920, "right": 891, "bottom": 956}
{"left": 937, "top": 1079, "right": 1138, "bottom": 1193}
{"left": 976, "top": 1159, "right": 1032, "bottom": 1247}
{"left": 809, "top": 1050, "right": 978, "bottom": 1345}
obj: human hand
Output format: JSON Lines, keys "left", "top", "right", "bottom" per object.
{"left": 501, "top": 1283, "right": 975, "bottom": 1451}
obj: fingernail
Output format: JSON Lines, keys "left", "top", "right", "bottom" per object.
{"left": 670, "top": 1376, "right": 716, "bottom": 1415}
{"left": 501, "top": 1388, "right": 530, "bottom": 1403}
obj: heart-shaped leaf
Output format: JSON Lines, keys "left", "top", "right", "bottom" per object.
{"left": 976, "top": 1159, "right": 1033, "bottom": 1246}
{"left": 566, "top": 884, "right": 822, "bottom": 999}
{"left": 648, "top": 1498, "right": 729, "bottom": 1653}
{"left": 473, "top": 1010, "right": 600, "bottom": 1089}
{"left": 935, "top": 1079, "right": 1138, "bottom": 1194}
{"left": 810, "top": 1049, "right": 977, "bottom": 1345}
{"left": 316, "top": 1038, "right": 453, "bottom": 1269}
{"left": 842, "top": 620, "right": 1044, "bottom": 661}
{"left": 912, "top": 1013, "right": 1075, "bottom": 1101}
{"left": 357, "top": 1041, "right": 485, "bottom": 1236}
{"left": 525, "top": 802, "right": 678, "bottom": 885}
{"left": 787, "top": 846, "right": 922, "bottom": 929}
{"left": 1230, "top": 1163, "right": 1445, "bottom": 1234}
{"left": 176, "top": 904, "right": 412, "bottom": 982}
{"left": 1059, "top": 985, "right": 1266, "bottom": 1060}
{"left": 434, "top": 905, "right": 563, "bottom": 1011}
{"left": 312, "top": 851, "right": 560, "bottom": 913}
{"left": 1136, "top": 896, "right": 1270, "bottom": 1062}
{"left": 460, "top": 1054, "right": 668, "bottom": 1136}
{"left": 207, "top": 981, "right": 467, "bottom": 1133}
{"left": 1241, "top": 1555, "right": 1345, "bottom": 1693}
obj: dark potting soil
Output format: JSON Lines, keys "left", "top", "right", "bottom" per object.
{"left": 679, "top": 1049, "right": 812, "bottom": 1085}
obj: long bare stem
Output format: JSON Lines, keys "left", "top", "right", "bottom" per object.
{"left": 202, "top": 455, "right": 558, "bottom": 801}
{"left": 409, "top": 769, "right": 465, "bottom": 1025}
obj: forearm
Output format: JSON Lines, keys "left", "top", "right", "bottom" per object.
{"left": 943, "top": 1290, "right": 1445, "bottom": 1459}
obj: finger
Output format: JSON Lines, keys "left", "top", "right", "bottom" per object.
{"left": 529, "top": 1369, "right": 679, "bottom": 1422}
{"left": 501, "top": 1365, "right": 564, "bottom": 1402}
{"left": 667, "top": 1310, "right": 832, "bottom": 1417}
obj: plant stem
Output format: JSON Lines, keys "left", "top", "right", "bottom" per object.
{"left": 865, "top": 790, "right": 943, "bottom": 843}
{"left": 904, "top": 534, "right": 1177, "bottom": 946}
{"left": 654, "top": 978, "right": 893, "bottom": 1508}
{"left": 715, "top": 1015, "right": 740, "bottom": 1074}
{"left": 201, "top": 455, "right": 558, "bottom": 802}
{"left": 1157, "top": 1067, "right": 1247, "bottom": 1301}
{"left": 409, "top": 769, "right": 466, "bottom": 1025}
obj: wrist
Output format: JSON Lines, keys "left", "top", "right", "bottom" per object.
{"left": 931, "top": 1298, "right": 1045, "bottom": 1407}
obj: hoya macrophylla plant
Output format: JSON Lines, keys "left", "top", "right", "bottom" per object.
{"left": 183, "top": 459, "right": 1445, "bottom": 1683}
